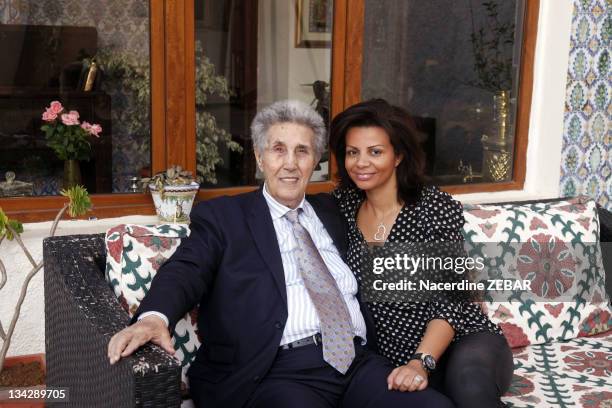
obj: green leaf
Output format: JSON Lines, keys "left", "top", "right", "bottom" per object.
{"left": 0, "top": 207, "right": 23, "bottom": 241}
{"left": 0, "top": 208, "right": 7, "bottom": 239}
{"left": 60, "top": 185, "right": 92, "bottom": 217}
{"left": 8, "top": 219, "right": 24, "bottom": 236}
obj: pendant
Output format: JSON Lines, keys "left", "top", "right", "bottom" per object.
{"left": 373, "top": 223, "right": 386, "bottom": 241}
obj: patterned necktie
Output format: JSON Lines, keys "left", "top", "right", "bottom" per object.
{"left": 285, "top": 209, "right": 355, "bottom": 374}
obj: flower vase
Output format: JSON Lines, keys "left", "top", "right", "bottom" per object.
{"left": 482, "top": 90, "right": 513, "bottom": 182}
{"left": 63, "top": 160, "right": 82, "bottom": 189}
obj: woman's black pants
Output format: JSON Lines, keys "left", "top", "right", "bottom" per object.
{"left": 429, "top": 331, "right": 514, "bottom": 408}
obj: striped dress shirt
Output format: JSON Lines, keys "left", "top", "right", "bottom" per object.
{"left": 140, "top": 187, "right": 368, "bottom": 346}
{"left": 262, "top": 185, "right": 367, "bottom": 346}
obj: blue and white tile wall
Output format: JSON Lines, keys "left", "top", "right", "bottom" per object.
{"left": 561, "top": 0, "right": 611, "bottom": 209}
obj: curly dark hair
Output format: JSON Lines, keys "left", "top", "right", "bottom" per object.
{"left": 330, "top": 98, "right": 427, "bottom": 205}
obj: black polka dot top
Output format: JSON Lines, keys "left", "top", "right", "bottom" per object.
{"left": 333, "top": 185, "right": 502, "bottom": 367}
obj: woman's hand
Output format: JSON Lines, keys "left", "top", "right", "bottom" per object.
{"left": 387, "top": 360, "right": 428, "bottom": 392}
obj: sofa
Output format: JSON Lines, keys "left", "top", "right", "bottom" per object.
{"left": 462, "top": 198, "right": 611, "bottom": 407}
{"left": 43, "top": 196, "right": 612, "bottom": 407}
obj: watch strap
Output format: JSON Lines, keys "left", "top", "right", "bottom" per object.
{"left": 409, "top": 352, "right": 436, "bottom": 372}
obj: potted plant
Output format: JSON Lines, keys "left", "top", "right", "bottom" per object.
{"left": 468, "top": 0, "right": 515, "bottom": 94}
{"left": 93, "top": 41, "right": 242, "bottom": 186}
{"left": 40, "top": 101, "right": 103, "bottom": 188}
{"left": 0, "top": 186, "right": 91, "bottom": 405}
{"left": 140, "top": 165, "right": 199, "bottom": 223}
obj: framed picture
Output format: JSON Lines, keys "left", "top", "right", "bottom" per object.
{"left": 295, "top": 0, "right": 333, "bottom": 48}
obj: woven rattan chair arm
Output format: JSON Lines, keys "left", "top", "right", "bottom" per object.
{"left": 43, "top": 235, "right": 182, "bottom": 407}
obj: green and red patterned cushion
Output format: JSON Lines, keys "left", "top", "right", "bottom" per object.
{"left": 104, "top": 224, "right": 201, "bottom": 395}
{"left": 462, "top": 197, "right": 611, "bottom": 348}
{"left": 502, "top": 331, "right": 612, "bottom": 407}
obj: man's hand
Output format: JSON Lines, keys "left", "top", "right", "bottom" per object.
{"left": 387, "top": 360, "right": 428, "bottom": 392}
{"left": 107, "top": 315, "right": 175, "bottom": 364}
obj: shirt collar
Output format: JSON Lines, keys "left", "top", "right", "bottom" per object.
{"left": 262, "top": 183, "right": 306, "bottom": 221}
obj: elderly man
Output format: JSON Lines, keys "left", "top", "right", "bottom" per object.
{"left": 108, "top": 100, "right": 452, "bottom": 408}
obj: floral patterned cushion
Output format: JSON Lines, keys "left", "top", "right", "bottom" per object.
{"left": 105, "top": 224, "right": 201, "bottom": 395}
{"left": 463, "top": 197, "right": 611, "bottom": 347}
{"left": 502, "top": 331, "right": 612, "bottom": 407}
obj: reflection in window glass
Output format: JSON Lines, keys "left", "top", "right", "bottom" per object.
{"left": 361, "top": 0, "right": 525, "bottom": 185}
{"left": 0, "top": 1, "right": 151, "bottom": 197}
{"left": 195, "top": 0, "right": 332, "bottom": 188}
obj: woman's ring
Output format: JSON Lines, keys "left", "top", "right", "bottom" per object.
{"left": 413, "top": 375, "right": 424, "bottom": 384}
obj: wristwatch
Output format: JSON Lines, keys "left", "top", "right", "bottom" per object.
{"left": 409, "top": 352, "right": 436, "bottom": 372}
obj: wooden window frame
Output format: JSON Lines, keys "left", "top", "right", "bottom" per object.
{"left": 1, "top": 0, "right": 538, "bottom": 222}
{"left": 338, "top": 0, "right": 539, "bottom": 196}
{"left": 1, "top": 1, "right": 168, "bottom": 222}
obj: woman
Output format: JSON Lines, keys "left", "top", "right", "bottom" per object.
{"left": 330, "top": 99, "right": 513, "bottom": 408}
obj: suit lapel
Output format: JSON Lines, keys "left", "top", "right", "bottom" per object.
{"left": 244, "top": 189, "right": 288, "bottom": 307}
{"left": 245, "top": 190, "right": 375, "bottom": 344}
{"left": 243, "top": 191, "right": 347, "bottom": 308}
{"left": 307, "top": 195, "right": 348, "bottom": 258}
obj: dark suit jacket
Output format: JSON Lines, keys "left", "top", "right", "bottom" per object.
{"left": 134, "top": 188, "right": 377, "bottom": 408}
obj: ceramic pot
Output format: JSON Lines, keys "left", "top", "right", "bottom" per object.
{"left": 149, "top": 182, "right": 199, "bottom": 223}
{"left": 0, "top": 353, "right": 46, "bottom": 408}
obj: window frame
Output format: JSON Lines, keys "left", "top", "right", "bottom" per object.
{"left": 0, "top": 0, "right": 539, "bottom": 222}
{"left": 1, "top": 0, "right": 167, "bottom": 222}
{"left": 341, "top": 0, "right": 539, "bottom": 196}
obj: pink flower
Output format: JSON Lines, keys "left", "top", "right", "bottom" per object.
{"left": 89, "top": 123, "right": 102, "bottom": 137}
{"left": 49, "top": 101, "right": 64, "bottom": 115}
{"left": 61, "top": 111, "right": 80, "bottom": 126}
{"left": 42, "top": 109, "right": 57, "bottom": 122}
{"left": 81, "top": 121, "right": 102, "bottom": 137}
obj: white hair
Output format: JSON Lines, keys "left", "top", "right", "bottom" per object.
{"left": 250, "top": 100, "right": 327, "bottom": 161}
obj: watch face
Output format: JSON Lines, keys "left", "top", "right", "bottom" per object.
{"left": 423, "top": 355, "right": 436, "bottom": 370}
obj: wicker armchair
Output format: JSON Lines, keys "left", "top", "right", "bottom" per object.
{"left": 42, "top": 204, "right": 612, "bottom": 407}
{"left": 43, "top": 234, "right": 182, "bottom": 408}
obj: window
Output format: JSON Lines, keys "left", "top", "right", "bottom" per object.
{"left": 0, "top": 0, "right": 152, "bottom": 197}
{"left": 359, "top": 0, "right": 536, "bottom": 192}
{"left": 193, "top": 0, "right": 333, "bottom": 189}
